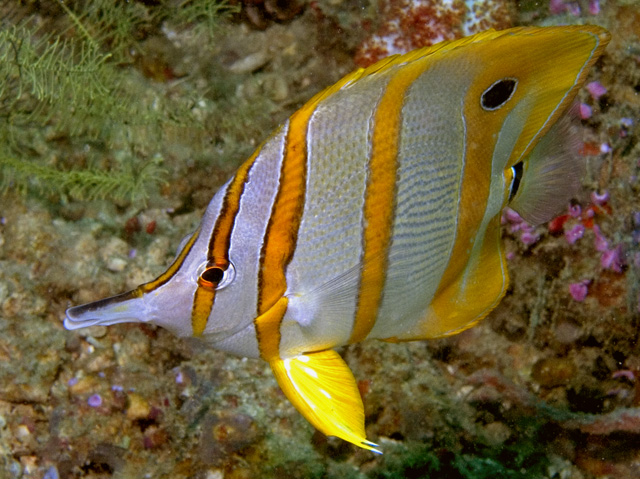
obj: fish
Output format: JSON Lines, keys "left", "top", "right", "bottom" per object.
{"left": 64, "top": 25, "right": 610, "bottom": 452}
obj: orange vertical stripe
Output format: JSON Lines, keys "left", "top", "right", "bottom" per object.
{"left": 211, "top": 154, "right": 258, "bottom": 262}
{"left": 190, "top": 152, "right": 258, "bottom": 336}
{"left": 257, "top": 119, "right": 308, "bottom": 316}
{"left": 254, "top": 68, "right": 377, "bottom": 360}
{"left": 255, "top": 118, "right": 308, "bottom": 359}
{"left": 349, "top": 63, "right": 428, "bottom": 344}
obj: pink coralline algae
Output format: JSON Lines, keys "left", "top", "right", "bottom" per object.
{"left": 591, "top": 222, "right": 625, "bottom": 273}
{"left": 520, "top": 230, "right": 540, "bottom": 246}
{"left": 549, "top": 0, "right": 581, "bottom": 16}
{"left": 569, "top": 280, "right": 590, "bottom": 302}
{"left": 550, "top": 0, "right": 600, "bottom": 16}
{"left": 355, "top": 0, "right": 514, "bottom": 67}
{"left": 586, "top": 81, "right": 608, "bottom": 100}
{"left": 559, "top": 201, "right": 626, "bottom": 273}
{"left": 579, "top": 103, "right": 592, "bottom": 120}
{"left": 502, "top": 207, "right": 523, "bottom": 225}
{"left": 548, "top": 194, "right": 625, "bottom": 302}
{"left": 565, "top": 223, "right": 585, "bottom": 244}
{"left": 568, "top": 204, "right": 582, "bottom": 218}
{"left": 501, "top": 207, "right": 540, "bottom": 247}
{"left": 601, "top": 244, "right": 625, "bottom": 273}
{"left": 592, "top": 224, "right": 610, "bottom": 252}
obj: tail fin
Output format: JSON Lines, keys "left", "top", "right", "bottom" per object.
{"left": 508, "top": 110, "right": 584, "bottom": 225}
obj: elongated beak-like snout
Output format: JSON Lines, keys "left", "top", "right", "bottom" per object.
{"left": 64, "top": 289, "right": 148, "bottom": 330}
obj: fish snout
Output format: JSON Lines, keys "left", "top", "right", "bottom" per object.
{"left": 64, "top": 289, "right": 147, "bottom": 330}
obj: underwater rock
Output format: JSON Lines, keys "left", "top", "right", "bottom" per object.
{"left": 532, "top": 357, "right": 578, "bottom": 388}
{"left": 199, "top": 412, "right": 262, "bottom": 464}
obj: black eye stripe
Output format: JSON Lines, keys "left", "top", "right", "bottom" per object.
{"left": 481, "top": 78, "right": 517, "bottom": 111}
{"left": 508, "top": 161, "right": 524, "bottom": 202}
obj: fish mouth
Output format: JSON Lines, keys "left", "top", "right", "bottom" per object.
{"left": 64, "top": 289, "right": 147, "bottom": 330}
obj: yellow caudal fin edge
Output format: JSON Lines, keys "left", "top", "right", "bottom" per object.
{"left": 270, "top": 350, "right": 381, "bottom": 453}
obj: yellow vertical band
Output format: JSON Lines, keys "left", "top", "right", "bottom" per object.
{"left": 255, "top": 296, "right": 289, "bottom": 361}
{"left": 139, "top": 226, "right": 201, "bottom": 294}
{"left": 191, "top": 287, "right": 216, "bottom": 336}
{"left": 349, "top": 62, "right": 428, "bottom": 344}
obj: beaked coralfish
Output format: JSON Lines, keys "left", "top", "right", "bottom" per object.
{"left": 65, "top": 25, "right": 610, "bottom": 452}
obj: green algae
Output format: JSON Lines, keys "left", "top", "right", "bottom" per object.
{"left": 0, "top": 1, "right": 245, "bottom": 204}
{"left": 0, "top": 22, "right": 163, "bottom": 203}
{"left": 370, "top": 442, "right": 440, "bottom": 479}
{"left": 368, "top": 433, "right": 550, "bottom": 479}
{"left": 0, "top": 152, "right": 166, "bottom": 204}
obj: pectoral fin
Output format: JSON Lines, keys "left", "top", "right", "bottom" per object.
{"left": 270, "top": 349, "right": 380, "bottom": 453}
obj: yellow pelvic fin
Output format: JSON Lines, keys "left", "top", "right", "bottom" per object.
{"left": 270, "top": 349, "right": 380, "bottom": 453}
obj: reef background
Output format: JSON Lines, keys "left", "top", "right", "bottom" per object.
{"left": 1, "top": 1, "right": 640, "bottom": 478}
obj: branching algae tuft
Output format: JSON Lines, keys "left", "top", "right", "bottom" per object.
{"left": 0, "top": 1, "right": 240, "bottom": 204}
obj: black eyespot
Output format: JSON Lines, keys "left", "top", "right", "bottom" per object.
{"left": 200, "top": 266, "right": 224, "bottom": 286}
{"left": 508, "top": 161, "right": 524, "bottom": 202}
{"left": 481, "top": 78, "right": 517, "bottom": 111}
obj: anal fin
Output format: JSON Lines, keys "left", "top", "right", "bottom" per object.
{"left": 270, "top": 350, "right": 380, "bottom": 453}
{"left": 416, "top": 216, "right": 508, "bottom": 339}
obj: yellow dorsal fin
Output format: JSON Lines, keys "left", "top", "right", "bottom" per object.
{"left": 270, "top": 350, "right": 380, "bottom": 453}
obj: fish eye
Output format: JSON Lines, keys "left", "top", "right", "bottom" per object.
{"left": 201, "top": 266, "right": 224, "bottom": 284}
{"left": 196, "top": 261, "right": 236, "bottom": 290}
{"left": 481, "top": 78, "right": 517, "bottom": 111}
